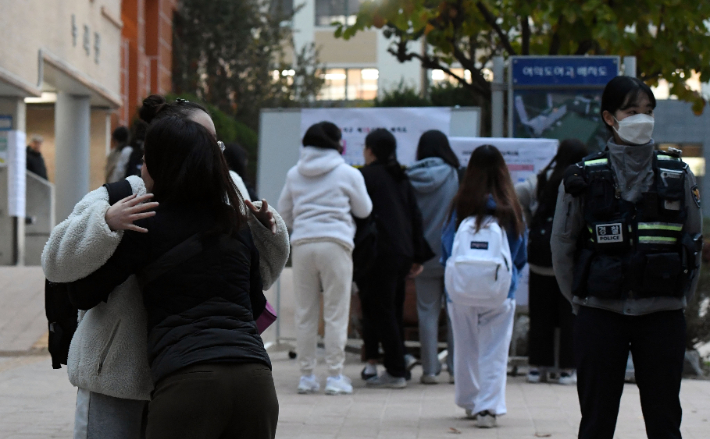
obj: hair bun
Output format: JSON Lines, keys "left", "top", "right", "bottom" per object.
{"left": 139, "top": 95, "right": 168, "bottom": 123}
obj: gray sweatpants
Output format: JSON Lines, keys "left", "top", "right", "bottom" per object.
{"left": 414, "top": 275, "right": 455, "bottom": 376}
{"left": 74, "top": 388, "right": 147, "bottom": 439}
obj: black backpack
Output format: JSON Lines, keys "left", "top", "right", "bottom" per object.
{"left": 527, "top": 175, "right": 557, "bottom": 268}
{"left": 352, "top": 214, "right": 378, "bottom": 286}
{"left": 45, "top": 180, "right": 133, "bottom": 369}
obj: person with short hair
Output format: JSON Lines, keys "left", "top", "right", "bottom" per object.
{"left": 278, "top": 121, "right": 372, "bottom": 395}
{"left": 26, "top": 134, "right": 48, "bottom": 179}
{"left": 106, "top": 126, "right": 130, "bottom": 183}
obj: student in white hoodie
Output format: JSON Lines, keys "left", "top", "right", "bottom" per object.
{"left": 278, "top": 121, "right": 372, "bottom": 395}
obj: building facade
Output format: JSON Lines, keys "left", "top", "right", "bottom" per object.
{"left": 290, "top": 0, "right": 425, "bottom": 101}
{"left": 0, "top": 0, "right": 176, "bottom": 265}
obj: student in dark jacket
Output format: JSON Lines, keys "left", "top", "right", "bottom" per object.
{"left": 359, "top": 128, "right": 434, "bottom": 389}
{"left": 68, "top": 113, "right": 278, "bottom": 439}
{"left": 26, "top": 134, "right": 48, "bottom": 179}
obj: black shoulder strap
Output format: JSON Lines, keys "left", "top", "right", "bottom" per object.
{"left": 103, "top": 180, "right": 133, "bottom": 205}
{"left": 139, "top": 233, "right": 204, "bottom": 285}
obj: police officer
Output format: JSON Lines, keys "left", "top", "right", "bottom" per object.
{"left": 551, "top": 76, "right": 702, "bottom": 439}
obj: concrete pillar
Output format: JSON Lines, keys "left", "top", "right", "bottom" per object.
{"left": 54, "top": 92, "right": 90, "bottom": 223}
{"left": 0, "top": 97, "right": 27, "bottom": 265}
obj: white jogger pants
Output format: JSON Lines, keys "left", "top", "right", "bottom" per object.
{"left": 292, "top": 241, "right": 353, "bottom": 377}
{"left": 448, "top": 298, "right": 516, "bottom": 415}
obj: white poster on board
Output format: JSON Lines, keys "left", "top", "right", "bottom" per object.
{"left": 449, "top": 137, "right": 558, "bottom": 184}
{"left": 7, "top": 130, "right": 26, "bottom": 217}
{"left": 300, "top": 107, "right": 452, "bottom": 166}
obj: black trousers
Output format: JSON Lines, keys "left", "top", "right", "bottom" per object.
{"left": 146, "top": 362, "right": 279, "bottom": 439}
{"left": 358, "top": 256, "right": 411, "bottom": 378}
{"left": 528, "top": 271, "right": 575, "bottom": 369}
{"left": 574, "top": 306, "right": 686, "bottom": 439}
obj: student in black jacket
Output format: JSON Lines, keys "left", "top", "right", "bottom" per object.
{"left": 68, "top": 112, "right": 278, "bottom": 439}
{"left": 359, "top": 128, "right": 434, "bottom": 389}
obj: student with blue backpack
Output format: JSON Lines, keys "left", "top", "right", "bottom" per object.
{"left": 441, "top": 144, "right": 527, "bottom": 428}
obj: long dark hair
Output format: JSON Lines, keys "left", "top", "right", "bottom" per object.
{"left": 536, "top": 139, "right": 588, "bottom": 203}
{"left": 144, "top": 115, "right": 247, "bottom": 236}
{"left": 449, "top": 144, "right": 523, "bottom": 236}
{"left": 416, "top": 130, "right": 460, "bottom": 168}
{"left": 600, "top": 76, "right": 656, "bottom": 135}
{"left": 365, "top": 128, "right": 406, "bottom": 180}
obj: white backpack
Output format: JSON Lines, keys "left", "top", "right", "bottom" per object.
{"left": 444, "top": 216, "right": 512, "bottom": 308}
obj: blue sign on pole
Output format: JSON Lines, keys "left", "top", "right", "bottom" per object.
{"left": 512, "top": 56, "right": 619, "bottom": 87}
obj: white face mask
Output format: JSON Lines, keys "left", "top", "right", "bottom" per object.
{"left": 613, "top": 114, "right": 654, "bottom": 145}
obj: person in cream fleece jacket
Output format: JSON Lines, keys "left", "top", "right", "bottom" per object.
{"left": 278, "top": 121, "right": 372, "bottom": 396}
{"left": 43, "top": 174, "right": 289, "bottom": 439}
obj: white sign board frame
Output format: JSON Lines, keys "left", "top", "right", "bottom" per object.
{"left": 257, "top": 107, "right": 481, "bottom": 208}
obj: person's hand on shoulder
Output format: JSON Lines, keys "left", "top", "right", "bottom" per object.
{"left": 105, "top": 194, "right": 158, "bottom": 233}
{"left": 245, "top": 199, "right": 276, "bottom": 235}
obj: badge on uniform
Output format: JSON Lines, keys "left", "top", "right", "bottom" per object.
{"left": 692, "top": 185, "right": 701, "bottom": 207}
{"left": 595, "top": 223, "right": 623, "bottom": 244}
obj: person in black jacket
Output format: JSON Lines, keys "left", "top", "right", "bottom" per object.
{"left": 358, "top": 128, "right": 434, "bottom": 389}
{"left": 68, "top": 110, "right": 278, "bottom": 439}
{"left": 26, "top": 134, "right": 48, "bottom": 179}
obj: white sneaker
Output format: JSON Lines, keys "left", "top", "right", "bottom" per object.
{"left": 527, "top": 368, "right": 542, "bottom": 383}
{"left": 476, "top": 411, "right": 497, "bottom": 428}
{"left": 404, "top": 354, "right": 420, "bottom": 371}
{"left": 297, "top": 374, "right": 320, "bottom": 394}
{"left": 558, "top": 371, "right": 577, "bottom": 385}
{"left": 420, "top": 374, "right": 438, "bottom": 384}
{"left": 366, "top": 371, "right": 406, "bottom": 389}
{"left": 325, "top": 375, "right": 353, "bottom": 395}
{"left": 464, "top": 409, "right": 477, "bottom": 419}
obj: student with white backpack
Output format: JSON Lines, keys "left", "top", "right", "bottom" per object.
{"left": 441, "top": 144, "right": 527, "bottom": 428}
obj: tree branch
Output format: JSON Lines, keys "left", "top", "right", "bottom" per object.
{"left": 475, "top": 1, "right": 517, "bottom": 56}
{"left": 548, "top": 17, "right": 563, "bottom": 55}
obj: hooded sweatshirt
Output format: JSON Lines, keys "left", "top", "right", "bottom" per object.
{"left": 278, "top": 146, "right": 372, "bottom": 250}
{"left": 406, "top": 157, "right": 459, "bottom": 276}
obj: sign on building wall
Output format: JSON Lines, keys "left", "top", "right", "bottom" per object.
{"left": 300, "top": 107, "right": 452, "bottom": 166}
{"left": 0, "top": 115, "right": 11, "bottom": 165}
{"left": 449, "top": 137, "right": 558, "bottom": 184}
{"left": 510, "top": 56, "right": 620, "bottom": 153}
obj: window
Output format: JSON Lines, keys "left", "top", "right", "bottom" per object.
{"left": 317, "top": 68, "right": 379, "bottom": 101}
{"left": 315, "top": 0, "right": 369, "bottom": 27}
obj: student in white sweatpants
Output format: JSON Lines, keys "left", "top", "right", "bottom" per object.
{"left": 278, "top": 122, "right": 372, "bottom": 395}
{"left": 448, "top": 299, "right": 516, "bottom": 415}
{"left": 292, "top": 241, "right": 353, "bottom": 378}
{"left": 440, "top": 144, "right": 528, "bottom": 427}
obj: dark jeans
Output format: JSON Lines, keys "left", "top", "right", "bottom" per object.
{"left": 358, "top": 256, "right": 412, "bottom": 378}
{"left": 528, "top": 272, "right": 575, "bottom": 369}
{"left": 146, "top": 362, "right": 279, "bottom": 439}
{"left": 574, "top": 306, "right": 686, "bottom": 439}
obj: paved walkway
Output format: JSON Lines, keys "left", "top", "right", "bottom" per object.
{"left": 1, "top": 267, "right": 710, "bottom": 438}
{"left": 0, "top": 348, "right": 709, "bottom": 439}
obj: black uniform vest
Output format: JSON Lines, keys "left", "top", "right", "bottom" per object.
{"left": 569, "top": 150, "right": 697, "bottom": 301}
